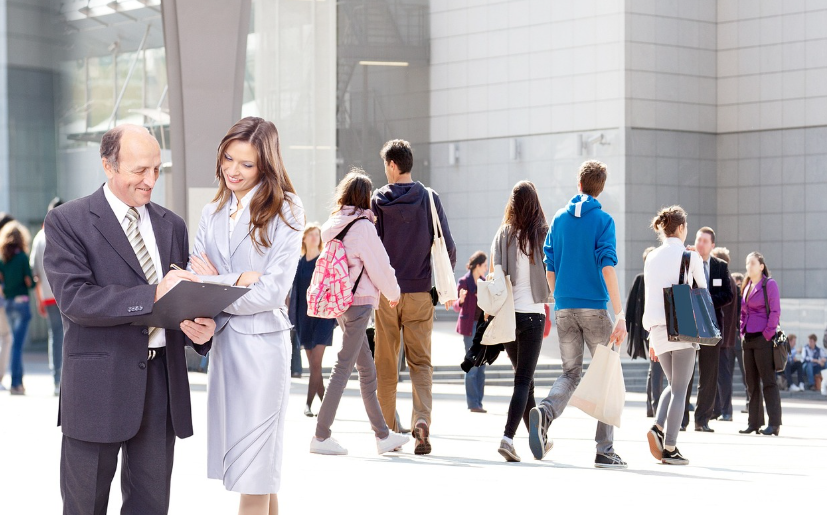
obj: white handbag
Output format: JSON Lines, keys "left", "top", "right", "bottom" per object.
{"left": 427, "top": 187, "right": 457, "bottom": 303}
{"left": 569, "top": 344, "right": 626, "bottom": 427}
{"left": 477, "top": 266, "right": 516, "bottom": 345}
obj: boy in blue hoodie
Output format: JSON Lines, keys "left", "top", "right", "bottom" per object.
{"left": 528, "top": 160, "right": 629, "bottom": 468}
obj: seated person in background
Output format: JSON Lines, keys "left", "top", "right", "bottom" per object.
{"left": 784, "top": 334, "right": 805, "bottom": 392}
{"left": 801, "top": 334, "right": 826, "bottom": 391}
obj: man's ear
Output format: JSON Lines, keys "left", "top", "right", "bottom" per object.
{"left": 102, "top": 157, "right": 116, "bottom": 179}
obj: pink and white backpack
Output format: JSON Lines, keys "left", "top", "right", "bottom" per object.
{"left": 306, "top": 217, "right": 367, "bottom": 319}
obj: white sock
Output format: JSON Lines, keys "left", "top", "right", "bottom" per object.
{"left": 664, "top": 444, "right": 676, "bottom": 452}
{"left": 502, "top": 436, "right": 514, "bottom": 445}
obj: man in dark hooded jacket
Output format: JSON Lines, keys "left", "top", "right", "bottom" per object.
{"left": 371, "top": 139, "right": 456, "bottom": 455}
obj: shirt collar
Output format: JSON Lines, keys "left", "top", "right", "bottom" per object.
{"left": 231, "top": 183, "right": 261, "bottom": 213}
{"left": 665, "top": 237, "right": 684, "bottom": 247}
{"left": 103, "top": 182, "right": 147, "bottom": 224}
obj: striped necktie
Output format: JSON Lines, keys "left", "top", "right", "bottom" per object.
{"left": 126, "top": 207, "right": 158, "bottom": 339}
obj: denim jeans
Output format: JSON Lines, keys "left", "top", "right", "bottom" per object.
{"left": 503, "top": 312, "right": 545, "bottom": 439}
{"left": 6, "top": 298, "right": 32, "bottom": 388}
{"left": 539, "top": 308, "right": 615, "bottom": 454}
{"left": 46, "top": 304, "right": 63, "bottom": 386}
{"left": 289, "top": 329, "right": 302, "bottom": 376}
{"left": 804, "top": 362, "right": 824, "bottom": 388}
{"left": 463, "top": 321, "right": 485, "bottom": 409}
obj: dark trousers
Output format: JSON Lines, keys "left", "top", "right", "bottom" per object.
{"left": 61, "top": 356, "right": 175, "bottom": 515}
{"left": 744, "top": 334, "right": 782, "bottom": 427}
{"left": 646, "top": 359, "right": 664, "bottom": 417}
{"left": 503, "top": 312, "right": 545, "bottom": 439}
{"left": 693, "top": 344, "right": 720, "bottom": 425}
{"left": 715, "top": 346, "right": 735, "bottom": 417}
{"left": 735, "top": 337, "right": 749, "bottom": 404}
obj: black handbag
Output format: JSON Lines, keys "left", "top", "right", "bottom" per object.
{"left": 762, "top": 278, "right": 789, "bottom": 372}
{"left": 663, "top": 251, "right": 722, "bottom": 346}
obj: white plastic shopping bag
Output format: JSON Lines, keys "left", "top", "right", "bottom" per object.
{"left": 569, "top": 344, "right": 626, "bottom": 427}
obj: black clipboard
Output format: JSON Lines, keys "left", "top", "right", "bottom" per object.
{"left": 130, "top": 280, "right": 250, "bottom": 330}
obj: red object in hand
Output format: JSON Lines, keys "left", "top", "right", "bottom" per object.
{"left": 543, "top": 304, "right": 552, "bottom": 338}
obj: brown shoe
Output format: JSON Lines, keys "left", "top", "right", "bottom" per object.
{"left": 470, "top": 407, "right": 487, "bottom": 413}
{"left": 9, "top": 385, "right": 25, "bottom": 396}
{"left": 414, "top": 421, "right": 431, "bottom": 455}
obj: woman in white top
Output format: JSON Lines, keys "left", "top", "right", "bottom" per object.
{"left": 489, "top": 181, "right": 551, "bottom": 462}
{"left": 642, "top": 205, "right": 706, "bottom": 466}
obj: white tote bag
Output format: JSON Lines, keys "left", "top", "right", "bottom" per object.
{"left": 427, "top": 187, "right": 457, "bottom": 303}
{"left": 569, "top": 344, "right": 626, "bottom": 428}
{"left": 476, "top": 265, "right": 516, "bottom": 345}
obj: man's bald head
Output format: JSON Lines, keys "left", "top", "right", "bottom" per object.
{"left": 100, "top": 124, "right": 158, "bottom": 172}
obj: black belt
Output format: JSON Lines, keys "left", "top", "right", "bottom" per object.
{"left": 147, "top": 347, "right": 166, "bottom": 361}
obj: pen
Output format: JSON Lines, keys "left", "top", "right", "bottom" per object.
{"left": 170, "top": 264, "right": 184, "bottom": 271}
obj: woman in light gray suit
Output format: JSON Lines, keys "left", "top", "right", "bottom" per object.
{"left": 189, "top": 117, "right": 304, "bottom": 515}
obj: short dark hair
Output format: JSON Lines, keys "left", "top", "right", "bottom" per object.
{"left": 579, "top": 160, "right": 607, "bottom": 197}
{"left": 698, "top": 226, "right": 716, "bottom": 244}
{"left": 809, "top": 333, "right": 818, "bottom": 342}
{"left": 380, "top": 139, "right": 413, "bottom": 174}
{"left": 100, "top": 126, "right": 126, "bottom": 171}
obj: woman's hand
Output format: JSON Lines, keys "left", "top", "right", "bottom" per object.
{"left": 458, "top": 288, "right": 468, "bottom": 304}
{"left": 388, "top": 297, "right": 400, "bottom": 308}
{"left": 235, "top": 271, "right": 263, "bottom": 287}
{"left": 189, "top": 252, "right": 219, "bottom": 276}
{"left": 649, "top": 347, "right": 658, "bottom": 363}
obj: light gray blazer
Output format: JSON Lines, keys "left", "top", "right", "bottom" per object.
{"left": 491, "top": 224, "right": 552, "bottom": 305}
{"left": 190, "top": 192, "right": 305, "bottom": 335}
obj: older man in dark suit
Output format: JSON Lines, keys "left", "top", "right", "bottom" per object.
{"left": 44, "top": 124, "right": 215, "bottom": 515}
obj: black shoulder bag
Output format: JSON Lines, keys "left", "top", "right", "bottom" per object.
{"left": 762, "top": 278, "right": 789, "bottom": 372}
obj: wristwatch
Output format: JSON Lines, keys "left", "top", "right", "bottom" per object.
{"left": 615, "top": 310, "right": 626, "bottom": 321}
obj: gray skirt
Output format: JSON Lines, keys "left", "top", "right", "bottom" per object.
{"left": 206, "top": 327, "right": 291, "bottom": 494}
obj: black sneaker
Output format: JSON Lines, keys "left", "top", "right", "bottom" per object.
{"left": 662, "top": 447, "right": 689, "bottom": 465}
{"left": 528, "top": 406, "right": 552, "bottom": 460}
{"left": 647, "top": 425, "right": 664, "bottom": 460}
{"left": 595, "top": 452, "right": 627, "bottom": 469}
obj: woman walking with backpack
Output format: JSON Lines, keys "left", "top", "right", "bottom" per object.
{"left": 492, "top": 181, "right": 551, "bottom": 462}
{"left": 309, "top": 168, "right": 409, "bottom": 455}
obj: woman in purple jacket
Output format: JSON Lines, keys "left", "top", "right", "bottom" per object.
{"left": 739, "top": 251, "right": 782, "bottom": 436}
{"left": 455, "top": 251, "right": 488, "bottom": 412}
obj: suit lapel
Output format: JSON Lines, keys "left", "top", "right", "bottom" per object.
{"left": 89, "top": 187, "right": 146, "bottom": 282}
{"left": 229, "top": 202, "right": 252, "bottom": 257}
{"left": 215, "top": 200, "right": 231, "bottom": 262}
{"left": 146, "top": 202, "right": 173, "bottom": 273}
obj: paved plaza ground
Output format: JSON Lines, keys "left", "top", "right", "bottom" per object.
{"left": 2, "top": 319, "right": 824, "bottom": 513}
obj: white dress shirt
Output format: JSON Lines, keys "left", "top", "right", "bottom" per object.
{"left": 103, "top": 183, "right": 165, "bottom": 348}
{"left": 642, "top": 237, "right": 707, "bottom": 355}
{"left": 229, "top": 184, "right": 260, "bottom": 239}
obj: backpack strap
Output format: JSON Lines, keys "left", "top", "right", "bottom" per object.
{"left": 334, "top": 216, "right": 368, "bottom": 241}
{"left": 333, "top": 216, "right": 368, "bottom": 294}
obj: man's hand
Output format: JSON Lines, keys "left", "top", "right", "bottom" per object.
{"left": 189, "top": 252, "right": 218, "bottom": 276}
{"left": 609, "top": 317, "right": 627, "bottom": 347}
{"left": 155, "top": 270, "right": 201, "bottom": 301}
{"left": 389, "top": 297, "right": 400, "bottom": 308}
{"left": 180, "top": 317, "right": 216, "bottom": 345}
{"left": 37, "top": 301, "right": 47, "bottom": 318}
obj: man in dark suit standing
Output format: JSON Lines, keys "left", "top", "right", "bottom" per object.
{"left": 686, "top": 227, "right": 734, "bottom": 432}
{"left": 44, "top": 125, "right": 216, "bottom": 515}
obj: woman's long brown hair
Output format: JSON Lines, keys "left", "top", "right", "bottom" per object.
{"left": 502, "top": 181, "right": 548, "bottom": 264}
{"left": 0, "top": 221, "right": 30, "bottom": 263}
{"left": 213, "top": 117, "right": 301, "bottom": 252}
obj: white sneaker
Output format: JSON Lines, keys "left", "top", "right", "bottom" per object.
{"left": 790, "top": 384, "right": 800, "bottom": 392}
{"left": 309, "top": 436, "right": 348, "bottom": 455}
{"left": 0, "top": 383, "right": 7, "bottom": 391}
{"left": 376, "top": 431, "right": 410, "bottom": 454}
{"left": 799, "top": 382, "right": 806, "bottom": 390}
{"left": 54, "top": 385, "right": 61, "bottom": 397}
